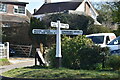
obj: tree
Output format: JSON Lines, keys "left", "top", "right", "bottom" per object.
{"left": 95, "top": 3, "right": 113, "bottom": 24}
{"left": 29, "top": 17, "right": 51, "bottom": 47}
{"left": 43, "top": 13, "right": 94, "bottom": 33}
{"left": 29, "top": 13, "right": 94, "bottom": 48}
{"left": 86, "top": 25, "right": 111, "bottom": 34}
{"left": 110, "top": 1, "right": 120, "bottom": 23}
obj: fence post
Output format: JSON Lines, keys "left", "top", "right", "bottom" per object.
{"left": 5, "top": 42, "right": 9, "bottom": 59}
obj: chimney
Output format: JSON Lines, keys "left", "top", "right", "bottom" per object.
{"left": 45, "top": 0, "right": 51, "bottom": 3}
{"left": 34, "top": 9, "right": 37, "bottom": 13}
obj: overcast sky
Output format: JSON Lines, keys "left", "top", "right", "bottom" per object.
{"left": 21, "top": 0, "right": 119, "bottom": 14}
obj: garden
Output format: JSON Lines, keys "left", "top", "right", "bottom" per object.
{"left": 2, "top": 35, "right": 120, "bottom": 79}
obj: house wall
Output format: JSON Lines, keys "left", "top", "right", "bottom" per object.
{"left": 7, "top": 4, "right": 14, "bottom": 14}
{"left": 85, "top": 2, "right": 91, "bottom": 16}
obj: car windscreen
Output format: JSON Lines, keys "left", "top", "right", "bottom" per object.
{"left": 108, "top": 36, "right": 120, "bottom": 45}
{"left": 87, "top": 36, "right": 104, "bottom": 44}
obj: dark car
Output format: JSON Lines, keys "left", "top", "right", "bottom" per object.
{"left": 9, "top": 48, "right": 16, "bottom": 56}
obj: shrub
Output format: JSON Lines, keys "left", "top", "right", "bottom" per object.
{"left": 106, "top": 55, "right": 120, "bottom": 70}
{"left": 78, "top": 46, "right": 102, "bottom": 70}
{"left": 86, "top": 25, "right": 111, "bottom": 34}
{"left": 46, "top": 35, "right": 108, "bottom": 70}
{"left": 113, "top": 25, "right": 120, "bottom": 37}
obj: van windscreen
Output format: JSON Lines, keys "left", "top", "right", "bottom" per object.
{"left": 87, "top": 36, "right": 104, "bottom": 44}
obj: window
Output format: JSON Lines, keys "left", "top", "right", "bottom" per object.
{"left": 14, "top": 5, "right": 25, "bottom": 14}
{"left": 109, "top": 36, "right": 120, "bottom": 45}
{"left": 87, "top": 36, "right": 104, "bottom": 44}
{"left": 106, "top": 36, "right": 110, "bottom": 44}
{"left": 0, "top": 3, "right": 6, "bottom": 12}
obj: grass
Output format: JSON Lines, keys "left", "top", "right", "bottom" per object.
{"left": 0, "top": 58, "right": 10, "bottom": 66}
{"left": 2, "top": 66, "right": 120, "bottom": 79}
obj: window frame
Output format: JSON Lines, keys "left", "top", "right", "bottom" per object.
{"left": 0, "top": 3, "right": 7, "bottom": 12}
{"left": 14, "top": 5, "right": 25, "bottom": 14}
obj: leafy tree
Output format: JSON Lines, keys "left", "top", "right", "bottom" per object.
{"left": 109, "top": 1, "right": 120, "bottom": 23}
{"left": 29, "top": 13, "right": 94, "bottom": 47}
{"left": 43, "top": 13, "right": 94, "bottom": 33}
{"left": 3, "top": 22, "right": 31, "bottom": 45}
{"left": 96, "top": 1, "right": 120, "bottom": 24}
{"left": 113, "top": 25, "right": 120, "bottom": 36}
{"left": 29, "top": 17, "right": 54, "bottom": 47}
{"left": 95, "top": 3, "right": 113, "bottom": 24}
{"left": 86, "top": 25, "right": 111, "bottom": 34}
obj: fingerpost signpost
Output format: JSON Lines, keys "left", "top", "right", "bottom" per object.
{"left": 32, "top": 20, "right": 83, "bottom": 68}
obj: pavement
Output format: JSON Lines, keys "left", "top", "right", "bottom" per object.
{"left": 0, "top": 57, "right": 35, "bottom": 74}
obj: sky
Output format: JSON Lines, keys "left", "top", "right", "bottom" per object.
{"left": 20, "top": 0, "right": 119, "bottom": 14}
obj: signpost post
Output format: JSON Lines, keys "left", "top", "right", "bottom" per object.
{"left": 32, "top": 20, "right": 83, "bottom": 68}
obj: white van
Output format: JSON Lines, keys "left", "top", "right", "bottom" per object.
{"left": 86, "top": 33, "right": 116, "bottom": 47}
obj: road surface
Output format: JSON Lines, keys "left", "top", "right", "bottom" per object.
{"left": 0, "top": 58, "right": 35, "bottom": 74}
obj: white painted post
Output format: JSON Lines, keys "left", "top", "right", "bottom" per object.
{"left": 56, "top": 20, "right": 62, "bottom": 68}
{"left": 6, "top": 42, "right": 9, "bottom": 59}
{"left": 56, "top": 21, "right": 62, "bottom": 58}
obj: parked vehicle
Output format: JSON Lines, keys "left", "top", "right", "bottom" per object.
{"left": 107, "top": 36, "right": 120, "bottom": 54}
{"left": 9, "top": 48, "right": 16, "bottom": 56}
{"left": 86, "top": 33, "right": 116, "bottom": 47}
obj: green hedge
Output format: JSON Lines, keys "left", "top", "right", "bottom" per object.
{"left": 106, "top": 55, "right": 120, "bottom": 70}
{"left": 46, "top": 35, "right": 109, "bottom": 70}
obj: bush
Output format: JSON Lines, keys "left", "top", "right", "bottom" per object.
{"left": 46, "top": 35, "right": 108, "bottom": 70}
{"left": 113, "top": 25, "right": 120, "bottom": 37}
{"left": 86, "top": 25, "right": 111, "bottom": 34}
{"left": 106, "top": 55, "right": 120, "bottom": 70}
{"left": 78, "top": 46, "right": 102, "bottom": 70}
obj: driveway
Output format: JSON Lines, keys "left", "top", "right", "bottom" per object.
{"left": 0, "top": 58, "right": 35, "bottom": 74}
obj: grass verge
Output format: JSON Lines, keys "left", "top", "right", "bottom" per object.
{"left": 0, "top": 58, "right": 10, "bottom": 66}
{"left": 2, "top": 66, "right": 120, "bottom": 79}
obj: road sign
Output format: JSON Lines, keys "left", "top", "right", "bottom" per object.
{"left": 51, "top": 22, "right": 58, "bottom": 27}
{"left": 33, "top": 21, "right": 83, "bottom": 68}
{"left": 32, "top": 29, "right": 56, "bottom": 34}
{"left": 61, "top": 30, "right": 83, "bottom": 35}
{"left": 33, "top": 29, "right": 83, "bottom": 35}
{"left": 51, "top": 22, "right": 69, "bottom": 29}
{"left": 60, "top": 23, "right": 69, "bottom": 29}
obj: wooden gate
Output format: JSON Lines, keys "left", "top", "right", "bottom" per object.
{"left": 10, "top": 44, "right": 32, "bottom": 57}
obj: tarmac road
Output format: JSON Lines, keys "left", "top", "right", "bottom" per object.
{"left": 0, "top": 58, "right": 35, "bottom": 74}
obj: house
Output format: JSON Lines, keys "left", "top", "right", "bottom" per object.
{"left": 0, "top": 0, "right": 33, "bottom": 45}
{"left": 33, "top": 0, "right": 101, "bottom": 25}
{"left": 0, "top": 0, "right": 31, "bottom": 27}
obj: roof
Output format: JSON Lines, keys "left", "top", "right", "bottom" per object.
{"left": 86, "top": 33, "right": 116, "bottom": 37}
{"left": 0, "top": 0, "right": 28, "bottom": 6}
{"left": 0, "top": 0, "right": 19, "bottom": 2}
{"left": 33, "top": 2, "right": 82, "bottom": 15}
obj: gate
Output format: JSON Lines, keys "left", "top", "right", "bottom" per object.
{"left": 10, "top": 44, "right": 32, "bottom": 57}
